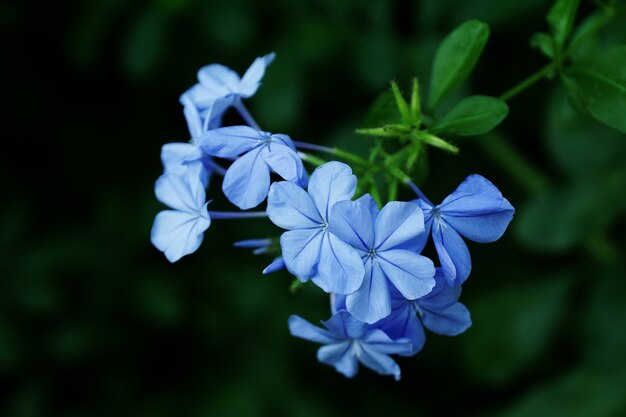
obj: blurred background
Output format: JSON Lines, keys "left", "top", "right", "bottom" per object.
{"left": 2, "top": 0, "right": 626, "bottom": 415}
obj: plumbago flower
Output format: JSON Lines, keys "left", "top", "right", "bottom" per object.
{"left": 330, "top": 194, "right": 436, "bottom": 324}
{"left": 151, "top": 163, "right": 211, "bottom": 262}
{"left": 333, "top": 268, "right": 471, "bottom": 356}
{"left": 413, "top": 175, "right": 515, "bottom": 286}
{"left": 200, "top": 126, "right": 307, "bottom": 210}
{"left": 288, "top": 311, "right": 413, "bottom": 380}
{"left": 266, "top": 162, "right": 365, "bottom": 295}
{"left": 181, "top": 53, "right": 275, "bottom": 129}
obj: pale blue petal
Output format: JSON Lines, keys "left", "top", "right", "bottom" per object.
{"left": 439, "top": 175, "right": 504, "bottom": 213}
{"left": 322, "top": 311, "right": 366, "bottom": 339}
{"left": 362, "top": 329, "right": 414, "bottom": 355}
{"left": 377, "top": 249, "right": 435, "bottom": 300}
{"left": 308, "top": 161, "right": 357, "bottom": 221}
{"left": 270, "top": 133, "right": 297, "bottom": 151}
{"left": 222, "top": 147, "right": 270, "bottom": 209}
{"left": 202, "top": 95, "right": 236, "bottom": 130}
{"left": 419, "top": 269, "right": 461, "bottom": 308}
{"left": 262, "top": 257, "right": 285, "bottom": 275}
{"left": 197, "top": 64, "right": 240, "bottom": 96}
{"left": 374, "top": 201, "right": 425, "bottom": 251}
{"left": 150, "top": 207, "right": 210, "bottom": 262}
{"left": 317, "top": 342, "right": 359, "bottom": 378}
{"left": 154, "top": 164, "right": 206, "bottom": 213}
{"left": 179, "top": 84, "right": 214, "bottom": 110}
{"left": 160, "top": 143, "right": 204, "bottom": 176}
{"left": 357, "top": 343, "right": 403, "bottom": 381}
{"left": 346, "top": 261, "right": 391, "bottom": 324}
{"left": 199, "top": 125, "right": 263, "bottom": 158}
{"left": 237, "top": 52, "right": 276, "bottom": 97}
{"left": 182, "top": 98, "right": 203, "bottom": 139}
{"left": 329, "top": 200, "right": 374, "bottom": 251}
{"left": 261, "top": 143, "right": 304, "bottom": 183}
{"left": 331, "top": 293, "right": 347, "bottom": 315}
{"left": 280, "top": 229, "right": 324, "bottom": 280}
{"left": 421, "top": 302, "right": 471, "bottom": 336}
{"left": 374, "top": 298, "right": 425, "bottom": 356}
{"left": 314, "top": 232, "right": 365, "bottom": 294}
{"left": 267, "top": 181, "right": 322, "bottom": 229}
{"left": 432, "top": 223, "right": 471, "bottom": 285}
{"left": 444, "top": 197, "right": 515, "bottom": 243}
{"left": 288, "top": 315, "right": 340, "bottom": 344}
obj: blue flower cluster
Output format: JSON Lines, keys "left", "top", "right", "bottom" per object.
{"left": 151, "top": 53, "right": 515, "bottom": 380}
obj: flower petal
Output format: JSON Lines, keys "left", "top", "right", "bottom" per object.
{"left": 150, "top": 208, "right": 210, "bottom": 262}
{"left": 267, "top": 181, "right": 322, "bottom": 229}
{"left": 374, "top": 296, "right": 425, "bottom": 356}
{"left": 313, "top": 233, "right": 365, "bottom": 294}
{"left": 443, "top": 197, "right": 515, "bottom": 243}
{"left": 322, "top": 310, "right": 366, "bottom": 339}
{"left": 357, "top": 343, "right": 403, "bottom": 381}
{"left": 308, "top": 161, "right": 357, "bottom": 222}
{"left": 155, "top": 164, "right": 206, "bottom": 212}
{"left": 346, "top": 261, "right": 391, "bottom": 324}
{"left": 261, "top": 143, "right": 304, "bottom": 183}
{"left": 262, "top": 257, "right": 285, "bottom": 275}
{"left": 329, "top": 199, "right": 375, "bottom": 251}
{"left": 237, "top": 52, "right": 276, "bottom": 97}
{"left": 374, "top": 201, "right": 425, "bottom": 251}
{"left": 288, "top": 315, "right": 340, "bottom": 344}
{"left": 280, "top": 229, "right": 324, "bottom": 280}
{"left": 432, "top": 223, "right": 471, "bottom": 285}
{"left": 222, "top": 147, "right": 270, "bottom": 209}
{"left": 199, "top": 125, "right": 263, "bottom": 158}
{"left": 317, "top": 342, "right": 359, "bottom": 378}
{"left": 197, "top": 64, "right": 240, "bottom": 96}
{"left": 160, "top": 143, "right": 204, "bottom": 176}
{"left": 421, "top": 302, "right": 472, "bottom": 336}
{"left": 361, "top": 329, "right": 414, "bottom": 355}
{"left": 377, "top": 249, "right": 435, "bottom": 300}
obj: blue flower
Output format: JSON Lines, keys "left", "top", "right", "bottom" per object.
{"left": 266, "top": 162, "right": 365, "bottom": 294}
{"left": 181, "top": 53, "right": 275, "bottom": 129}
{"left": 414, "top": 175, "right": 515, "bottom": 286}
{"left": 288, "top": 311, "right": 412, "bottom": 380}
{"left": 330, "top": 195, "right": 436, "bottom": 324}
{"left": 160, "top": 97, "right": 213, "bottom": 185}
{"left": 332, "top": 268, "right": 471, "bottom": 356}
{"left": 151, "top": 163, "right": 211, "bottom": 262}
{"left": 233, "top": 239, "right": 286, "bottom": 275}
{"left": 200, "top": 125, "right": 307, "bottom": 210}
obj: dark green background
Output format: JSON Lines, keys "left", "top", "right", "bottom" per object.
{"left": 2, "top": 0, "right": 626, "bottom": 416}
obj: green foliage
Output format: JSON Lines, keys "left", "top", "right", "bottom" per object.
{"left": 430, "top": 95, "right": 508, "bottom": 136}
{"left": 428, "top": 20, "right": 489, "bottom": 109}
{"left": 547, "top": 0, "right": 580, "bottom": 51}
{"left": 564, "top": 45, "right": 626, "bottom": 134}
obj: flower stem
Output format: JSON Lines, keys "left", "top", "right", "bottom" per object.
{"left": 298, "top": 151, "right": 327, "bottom": 167}
{"left": 236, "top": 101, "right": 261, "bottom": 130}
{"left": 498, "top": 63, "right": 556, "bottom": 102}
{"left": 405, "top": 179, "right": 434, "bottom": 206}
{"left": 209, "top": 211, "right": 268, "bottom": 219}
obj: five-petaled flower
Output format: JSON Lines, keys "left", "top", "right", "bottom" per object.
{"left": 288, "top": 311, "right": 413, "bottom": 380}
{"left": 414, "top": 174, "right": 515, "bottom": 286}
{"left": 330, "top": 194, "right": 436, "bottom": 324}
{"left": 267, "top": 162, "right": 365, "bottom": 294}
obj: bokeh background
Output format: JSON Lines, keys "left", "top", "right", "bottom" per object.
{"left": 2, "top": 0, "right": 626, "bottom": 415}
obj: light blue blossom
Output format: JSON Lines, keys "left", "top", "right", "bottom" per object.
{"left": 181, "top": 53, "right": 275, "bottom": 129}
{"left": 333, "top": 268, "right": 471, "bottom": 356}
{"left": 288, "top": 311, "right": 412, "bottom": 380}
{"left": 151, "top": 163, "right": 210, "bottom": 262}
{"left": 200, "top": 125, "right": 307, "bottom": 209}
{"left": 233, "top": 239, "right": 286, "bottom": 275}
{"left": 330, "top": 195, "right": 436, "bottom": 324}
{"left": 414, "top": 175, "right": 515, "bottom": 286}
{"left": 266, "top": 162, "right": 365, "bottom": 294}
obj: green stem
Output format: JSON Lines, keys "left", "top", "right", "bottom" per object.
{"left": 298, "top": 151, "right": 327, "bottom": 167}
{"left": 498, "top": 63, "right": 556, "bottom": 102}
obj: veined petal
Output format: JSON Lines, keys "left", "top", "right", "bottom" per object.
{"left": 308, "top": 162, "right": 357, "bottom": 222}
{"left": 160, "top": 142, "right": 203, "bottom": 176}
{"left": 374, "top": 201, "right": 425, "bottom": 251}
{"left": 270, "top": 133, "right": 297, "bottom": 151}
{"left": 182, "top": 97, "right": 203, "bottom": 139}
{"left": 361, "top": 329, "right": 414, "bottom": 356}
{"left": 261, "top": 143, "right": 304, "bottom": 183}
{"left": 237, "top": 52, "right": 276, "bottom": 98}
{"left": 317, "top": 342, "right": 359, "bottom": 378}
{"left": 421, "top": 302, "right": 471, "bottom": 336}
{"left": 377, "top": 249, "right": 435, "bottom": 300}
{"left": 222, "top": 147, "right": 270, "bottom": 209}
{"left": 374, "top": 296, "right": 425, "bottom": 356}
{"left": 280, "top": 229, "right": 324, "bottom": 280}
{"left": 322, "top": 311, "right": 366, "bottom": 340}
{"left": 439, "top": 174, "right": 506, "bottom": 215}
{"left": 314, "top": 233, "right": 365, "bottom": 294}
{"left": 202, "top": 95, "right": 235, "bottom": 130}
{"left": 179, "top": 84, "right": 215, "bottom": 110}
{"left": 288, "top": 315, "right": 340, "bottom": 344}
{"left": 419, "top": 269, "right": 462, "bottom": 309}
{"left": 329, "top": 200, "right": 375, "bottom": 251}
{"left": 150, "top": 208, "right": 210, "bottom": 262}
{"left": 155, "top": 163, "right": 206, "bottom": 213}
{"left": 199, "top": 125, "right": 263, "bottom": 158}
{"left": 432, "top": 223, "right": 471, "bottom": 285}
{"left": 346, "top": 261, "right": 391, "bottom": 324}
{"left": 267, "top": 181, "right": 322, "bottom": 229}
{"left": 197, "top": 64, "right": 240, "bottom": 96}
{"left": 443, "top": 197, "right": 515, "bottom": 243}
{"left": 357, "top": 343, "right": 403, "bottom": 381}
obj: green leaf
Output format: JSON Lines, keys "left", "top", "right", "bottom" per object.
{"left": 462, "top": 276, "right": 571, "bottom": 385}
{"left": 530, "top": 32, "right": 555, "bottom": 59}
{"left": 361, "top": 91, "right": 402, "bottom": 128}
{"left": 563, "top": 45, "right": 626, "bottom": 134}
{"left": 568, "top": 7, "right": 615, "bottom": 61}
{"left": 430, "top": 95, "right": 508, "bottom": 136}
{"left": 546, "top": 0, "right": 580, "bottom": 50}
{"left": 428, "top": 20, "right": 489, "bottom": 109}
